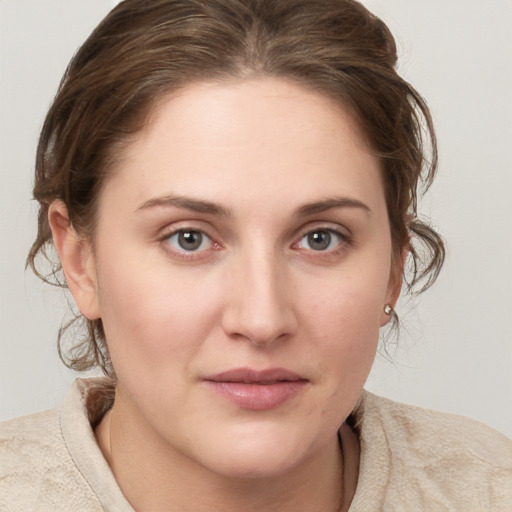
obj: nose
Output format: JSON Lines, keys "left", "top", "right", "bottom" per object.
{"left": 221, "top": 247, "right": 298, "bottom": 347}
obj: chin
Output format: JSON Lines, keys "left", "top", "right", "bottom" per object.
{"left": 190, "top": 421, "right": 319, "bottom": 480}
{"left": 209, "top": 448, "right": 303, "bottom": 480}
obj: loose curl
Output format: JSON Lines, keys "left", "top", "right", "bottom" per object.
{"left": 27, "top": 0, "right": 444, "bottom": 378}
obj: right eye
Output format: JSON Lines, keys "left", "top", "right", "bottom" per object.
{"left": 165, "top": 229, "right": 213, "bottom": 253}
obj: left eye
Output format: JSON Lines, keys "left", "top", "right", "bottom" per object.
{"left": 165, "top": 230, "right": 213, "bottom": 252}
{"left": 297, "top": 229, "right": 345, "bottom": 251}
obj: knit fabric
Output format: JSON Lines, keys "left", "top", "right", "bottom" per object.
{"left": 1, "top": 378, "right": 511, "bottom": 511}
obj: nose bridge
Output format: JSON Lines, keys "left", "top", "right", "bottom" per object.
{"left": 222, "top": 240, "right": 296, "bottom": 345}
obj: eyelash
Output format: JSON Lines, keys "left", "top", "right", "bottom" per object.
{"left": 158, "top": 225, "right": 352, "bottom": 261}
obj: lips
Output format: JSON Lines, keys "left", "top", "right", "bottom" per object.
{"left": 203, "top": 368, "right": 308, "bottom": 410}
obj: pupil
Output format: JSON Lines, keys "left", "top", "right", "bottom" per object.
{"left": 178, "top": 231, "right": 202, "bottom": 250}
{"left": 308, "top": 231, "right": 331, "bottom": 250}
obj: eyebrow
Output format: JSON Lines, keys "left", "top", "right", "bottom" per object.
{"left": 136, "top": 194, "right": 231, "bottom": 217}
{"left": 136, "top": 194, "right": 370, "bottom": 217}
{"left": 296, "top": 197, "right": 371, "bottom": 217}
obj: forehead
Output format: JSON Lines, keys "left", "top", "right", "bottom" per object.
{"left": 103, "top": 77, "right": 384, "bottom": 214}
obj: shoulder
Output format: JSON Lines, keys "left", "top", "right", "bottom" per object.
{"left": 350, "top": 391, "right": 512, "bottom": 511}
{"left": 360, "top": 391, "right": 512, "bottom": 466}
{"left": 0, "top": 394, "right": 104, "bottom": 511}
{"left": 0, "top": 407, "right": 70, "bottom": 479}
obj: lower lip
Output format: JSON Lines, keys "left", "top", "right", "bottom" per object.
{"left": 204, "top": 380, "right": 307, "bottom": 410}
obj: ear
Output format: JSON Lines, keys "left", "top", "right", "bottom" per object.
{"left": 379, "top": 247, "right": 408, "bottom": 327}
{"left": 48, "top": 201, "right": 101, "bottom": 320}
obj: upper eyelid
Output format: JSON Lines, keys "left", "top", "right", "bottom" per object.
{"left": 165, "top": 228, "right": 212, "bottom": 240}
{"left": 158, "top": 222, "right": 216, "bottom": 240}
{"left": 296, "top": 227, "right": 349, "bottom": 244}
{"left": 295, "top": 222, "right": 352, "bottom": 239}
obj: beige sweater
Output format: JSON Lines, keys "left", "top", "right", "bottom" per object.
{"left": 1, "top": 378, "right": 511, "bottom": 511}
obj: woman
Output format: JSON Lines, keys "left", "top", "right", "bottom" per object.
{"left": 1, "top": 0, "right": 511, "bottom": 510}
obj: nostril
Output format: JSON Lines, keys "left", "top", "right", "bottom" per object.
{"left": 222, "top": 301, "right": 297, "bottom": 347}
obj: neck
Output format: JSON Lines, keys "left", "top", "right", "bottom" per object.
{"left": 95, "top": 392, "right": 359, "bottom": 512}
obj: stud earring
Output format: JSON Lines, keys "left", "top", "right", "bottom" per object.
{"left": 383, "top": 304, "right": 393, "bottom": 315}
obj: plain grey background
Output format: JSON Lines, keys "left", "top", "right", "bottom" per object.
{"left": 1, "top": 0, "right": 511, "bottom": 437}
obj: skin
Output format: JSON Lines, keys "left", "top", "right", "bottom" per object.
{"left": 50, "top": 77, "right": 402, "bottom": 511}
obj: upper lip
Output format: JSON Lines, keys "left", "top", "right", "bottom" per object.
{"left": 204, "top": 367, "right": 306, "bottom": 384}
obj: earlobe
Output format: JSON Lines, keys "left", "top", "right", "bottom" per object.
{"left": 48, "top": 201, "right": 101, "bottom": 320}
{"left": 380, "top": 247, "right": 408, "bottom": 327}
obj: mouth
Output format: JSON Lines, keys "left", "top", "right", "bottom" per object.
{"left": 203, "top": 367, "right": 308, "bottom": 410}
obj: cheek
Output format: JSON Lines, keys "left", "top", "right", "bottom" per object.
{"left": 315, "top": 292, "right": 380, "bottom": 377}
{"left": 302, "top": 265, "right": 386, "bottom": 337}
{"left": 289, "top": 279, "right": 382, "bottom": 436}
{"left": 94, "top": 252, "right": 223, "bottom": 380}
{"left": 297, "top": 263, "right": 387, "bottom": 382}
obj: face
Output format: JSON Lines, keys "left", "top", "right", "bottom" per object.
{"left": 80, "top": 78, "right": 398, "bottom": 478}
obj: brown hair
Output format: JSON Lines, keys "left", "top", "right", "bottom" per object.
{"left": 27, "top": 0, "right": 444, "bottom": 377}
